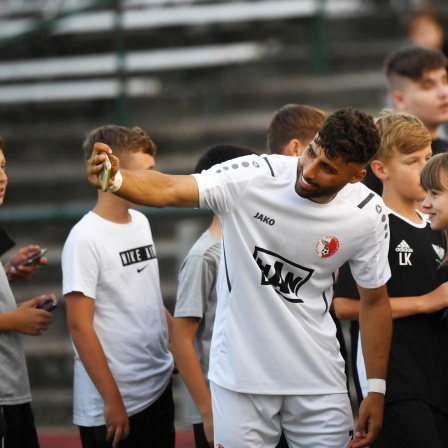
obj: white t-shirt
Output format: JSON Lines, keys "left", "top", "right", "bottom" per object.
{"left": 62, "top": 210, "right": 173, "bottom": 426}
{"left": 193, "top": 154, "right": 390, "bottom": 395}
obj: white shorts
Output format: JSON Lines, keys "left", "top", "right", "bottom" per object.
{"left": 211, "top": 382, "right": 354, "bottom": 448}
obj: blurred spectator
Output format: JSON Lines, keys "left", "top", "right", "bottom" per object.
{"left": 364, "top": 45, "right": 448, "bottom": 195}
{"left": 404, "top": 6, "right": 448, "bottom": 56}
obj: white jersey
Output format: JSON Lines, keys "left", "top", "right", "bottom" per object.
{"left": 62, "top": 210, "right": 173, "bottom": 426}
{"left": 193, "top": 154, "right": 390, "bottom": 395}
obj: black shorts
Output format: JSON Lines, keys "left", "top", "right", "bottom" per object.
{"left": 373, "top": 400, "right": 448, "bottom": 448}
{"left": 1, "top": 402, "right": 40, "bottom": 448}
{"left": 79, "top": 380, "right": 175, "bottom": 448}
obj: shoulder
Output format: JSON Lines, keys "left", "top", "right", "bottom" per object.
{"left": 338, "top": 183, "right": 385, "bottom": 216}
{"left": 185, "top": 230, "right": 221, "bottom": 260}
{"left": 129, "top": 209, "right": 149, "bottom": 225}
{"left": 65, "top": 212, "right": 97, "bottom": 241}
{"left": 194, "top": 154, "right": 297, "bottom": 183}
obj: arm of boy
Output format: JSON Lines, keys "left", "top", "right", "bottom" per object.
{"left": 164, "top": 308, "right": 174, "bottom": 342}
{"left": 171, "top": 317, "right": 214, "bottom": 447}
{"left": 65, "top": 292, "right": 129, "bottom": 448}
{"left": 335, "top": 281, "right": 448, "bottom": 321}
{"left": 0, "top": 295, "right": 55, "bottom": 335}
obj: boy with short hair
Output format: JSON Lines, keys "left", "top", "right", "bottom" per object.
{"left": 334, "top": 110, "right": 448, "bottom": 447}
{"left": 365, "top": 45, "right": 448, "bottom": 195}
{"left": 62, "top": 125, "right": 174, "bottom": 448}
{"left": 267, "top": 104, "right": 328, "bottom": 156}
{"left": 171, "top": 144, "right": 257, "bottom": 448}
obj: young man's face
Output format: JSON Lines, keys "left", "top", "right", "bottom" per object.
{"left": 379, "top": 145, "right": 432, "bottom": 203}
{"left": 393, "top": 67, "right": 448, "bottom": 136}
{"left": 0, "top": 150, "right": 7, "bottom": 206}
{"left": 295, "top": 141, "right": 366, "bottom": 204}
{"left": 422, "top": 175, "right": 448, "bottom": 230}
{"left": 122, "top": 149, "right": 155, "bottom": 172}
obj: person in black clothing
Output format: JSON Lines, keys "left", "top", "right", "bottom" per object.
{"left": 364, "top": 46, "right": 448, "bottom": 195}
{"left": 334, "top": 110, "right": 448, "bottom": 447}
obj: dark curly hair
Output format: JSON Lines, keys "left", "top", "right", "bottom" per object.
{"left": 315, "top": 107, "right": 380, "bottom": 165}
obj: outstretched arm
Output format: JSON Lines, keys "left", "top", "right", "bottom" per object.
{"left": 350, "top": 284, "right": 391, "bottom": 448}
{"left": 87, "top": 142, "right": 199, "bottom": 208}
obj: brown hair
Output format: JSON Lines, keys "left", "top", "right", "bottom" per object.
{"left": 82, "top": 125, "right": 156, "bottom": 162}
{"left": 0, "top": 136, "right": 5, "bottom": 152}
{"left": 384, "top": 45, "right": 448, "bottom": 90}
{"left": 267, "top": 104, "right": 328, "bottom": 154}
{"left": 373, "top": 109, "right": 431, "bottom": 164}
{"left": 421, "top": 152, "right": 448, "bottom": 264}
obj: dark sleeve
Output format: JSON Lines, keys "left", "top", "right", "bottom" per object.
{"left": 334, "top": 261, "right": 360, "bottom": 299}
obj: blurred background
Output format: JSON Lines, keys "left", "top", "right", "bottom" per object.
{"left": 0, "top": 0, "right": 447, "bottom": 446}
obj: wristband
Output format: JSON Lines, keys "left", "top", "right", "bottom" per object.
{"left": 107, "top": 170, "right": 123, "bottom": 193}
{"left": 367, "top": 378, "right": 386, "bottom": 395}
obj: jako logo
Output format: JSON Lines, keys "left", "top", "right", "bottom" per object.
{"left": 253, "top": 212, "right": 275, "bottom": 226}
{"left": 253, "top": 246, "right": 313, "bottom": 303}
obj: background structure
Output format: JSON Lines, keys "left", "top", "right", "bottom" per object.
{"left": 0, "top": 0, "right": 447, "bottom": 444}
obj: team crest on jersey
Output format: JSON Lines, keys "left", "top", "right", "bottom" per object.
{"left": 253, "top": 246, "right": 314, "bottom": 303}
{"left": 315, "top": 236, "right": 339, "bottom": 258}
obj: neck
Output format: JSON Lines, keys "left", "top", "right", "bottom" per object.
{"left": 93, "top": 193, "right": 131, "bottom": 223}
{"left": 382, "top": 189, "right": 422, "bottom": 224}
{"left": 425, "top": 123, "right": 439, "bottom": 140}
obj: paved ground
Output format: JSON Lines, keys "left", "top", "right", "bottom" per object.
{"left": 39, "top": 429, "right": 195, "bottom": 448}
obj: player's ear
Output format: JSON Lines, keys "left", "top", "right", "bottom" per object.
{"left": 349, "top": 168, "right": 366, "bottom": 184}
{"left": 371, "top": 160, "right": 388, "bottom": 180}
{"left": 285, "top": 139, "right": 303, "bottom": 157}
{"left": 392, "top": 90, "right": 406, "bottom": 111}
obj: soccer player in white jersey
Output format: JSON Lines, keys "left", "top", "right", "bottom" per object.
{"left": 86, "top": 108, "right": 392, "bottom": 448}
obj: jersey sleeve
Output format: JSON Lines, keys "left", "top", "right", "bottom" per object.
{"left": 61, "top": 227, "right": 100, "bottom": 299}
{"left": 334, "top": 261, "right": 360, "bottom": 299}
{"left": 349, "top": 198, "right": 391, "bottom": 289}
{"left": 174, "top": 252, "right": 218, "bottom": 319}
{"left": 192, "top": 154, "right": 292, "bottom": 216}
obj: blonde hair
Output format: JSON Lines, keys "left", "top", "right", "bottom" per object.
{"left": 421, "top": 153, "right": 448, "bottom": 264}
{"left": 373, "top": 109, "right": 431, "bottom": 164}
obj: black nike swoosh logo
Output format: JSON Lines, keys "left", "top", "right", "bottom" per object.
{"left": 137, "top": 265, "right": 149, "bottom": 273}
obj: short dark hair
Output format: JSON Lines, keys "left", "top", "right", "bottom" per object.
{"left": 0, "top": 136, "right": 4, "bottom": 152}
{"left": 82, "top": 125, "right": 156, "bottom": 162}
{"left": 384, "top": 45, "right": 448, "bottom": 83}
{"left": 315, "top": 107, "right": 380, "bottom": 165}
{"left": 267, "top": 104, "right": 328, "bottom": 154}
{"left": 195, "top": 144, "right": 256, "bottom": 173}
